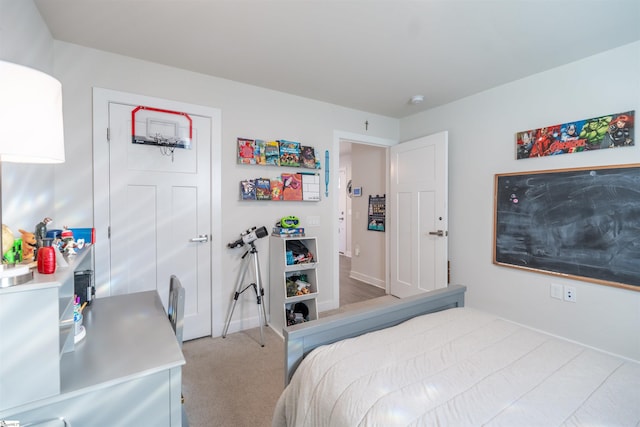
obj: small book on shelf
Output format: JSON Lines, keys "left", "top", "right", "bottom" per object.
{"left": 240, "top": 179, "right": 256, "bottom": 200}
{"left": 254, "top": 139, "right": 267, "bottom": 165}
{"left": 255, "top": 178, "right": 271, "bottom": 200}
{"left": 301, "top": 173, "right": 321, "bottom": 201}
{"left": 278, "top": 140, "right": 301, "bottom": 167}
{"left": 300, "top": 146, "right": 318, "bottom": 169}
{"left": 265, "top": 141, "right": 281, "bottom": 166}
{"left": 281, "top": 173, "right": 303, "bottom": 201}
{"left": 270, "top": 177, "right": 284, "bottom": 200}
{"left": 237, "top": 138, "right": 256, "bottom": 164}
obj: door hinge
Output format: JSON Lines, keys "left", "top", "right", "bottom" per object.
{"left": 108, "top": 226, "right": 111, "bottom": 239}
{"left": 106, "top": 127, "right": 110, "bottom": 142}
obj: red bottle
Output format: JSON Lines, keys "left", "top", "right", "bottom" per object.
{"left": 37, "top": 238, "right": 56, "bottom": 274}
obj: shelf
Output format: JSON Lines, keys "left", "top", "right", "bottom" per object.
{"left": 284, "top": 299, "right": 318, "bottom": 326}
{"left": 240, "top": 172, "right": 321, "bottom": 201}
{"left": 269, "top": 236, "right": 319, "bottom": 334}
{"left": 284, "top": 261, "right": 318, "bottom": 272}
{"left": 284, "top": 292, "right": 318, "bottom": 304}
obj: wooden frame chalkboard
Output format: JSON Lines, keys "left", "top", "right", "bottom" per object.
{"left": 494, "top": 164, "right": 640, "bottom": 292}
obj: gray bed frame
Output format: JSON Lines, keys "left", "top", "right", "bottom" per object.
{"left": 282, "top": 284, "right": 467, "bottom": 384}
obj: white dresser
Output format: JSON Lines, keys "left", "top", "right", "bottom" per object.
{"left": 0, "top": 250, "right": 185, "bottom": 426}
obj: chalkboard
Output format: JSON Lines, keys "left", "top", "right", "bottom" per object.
{"left": 494, "top": 164, "right": 640, "bottom": 291}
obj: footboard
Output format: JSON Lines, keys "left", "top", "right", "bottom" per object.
{"left": 282, "top": 284, "right": 466, "bottom": 384}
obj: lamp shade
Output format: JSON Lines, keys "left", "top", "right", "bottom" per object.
{"left": 0, "top": 60, "right": 65, "bottom": 163}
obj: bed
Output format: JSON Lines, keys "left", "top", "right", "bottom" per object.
{"left": 273, "top": 285, "right": 640, "bottom": 426}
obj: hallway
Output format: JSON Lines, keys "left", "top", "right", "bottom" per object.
{"left": 338, "top": 254, "right": 386, "bottom": 306}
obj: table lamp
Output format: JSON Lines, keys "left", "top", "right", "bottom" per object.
{"left": 0, "top": 60, "right": 65, "bottom": 287}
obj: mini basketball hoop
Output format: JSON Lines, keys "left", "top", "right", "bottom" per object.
{"left": 131, "top": 105, "right": 192, "bottom": 161}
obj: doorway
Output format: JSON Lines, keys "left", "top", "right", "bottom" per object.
{"left": 335, "top": 134, "right": 394, "bottom": 308}
{"left": 331, "top": 130, "right": 449, "bottom": 311}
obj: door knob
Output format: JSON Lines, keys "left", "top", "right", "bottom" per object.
{"left": 190, "top": 234, "right": 209, "bottom": 243}
{"left": 428, "top": 230, "right": 447, "bottom": 237}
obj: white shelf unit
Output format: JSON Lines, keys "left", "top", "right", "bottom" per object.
{"left": 269, "top": 235, "right": 319, "bottom": 334}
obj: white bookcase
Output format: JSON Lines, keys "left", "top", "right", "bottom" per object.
{"left": 269, "top": 235, "right": 319, "bottom": 334}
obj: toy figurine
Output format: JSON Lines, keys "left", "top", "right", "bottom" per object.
{"left": 60, "top": 226, "right": 77, "bottom": 255}
{"left": 2, "top": 224, "right": 14, "bottom": 260}
{"left": 34, "top": 217, "right": 53, "bottom": 259}
{"left": 18, "top": 229, "right": 37, "bottom": 261}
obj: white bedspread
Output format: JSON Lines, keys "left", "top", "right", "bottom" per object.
{"left": 272, "top": 307, "right": 640, "bottom": 427}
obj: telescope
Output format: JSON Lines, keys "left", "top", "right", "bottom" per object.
{"left": 223, "top": 225, "right": 269, "bottom": 345}
{"left": 227, "top": 226, "right": 268, "bottom": 248}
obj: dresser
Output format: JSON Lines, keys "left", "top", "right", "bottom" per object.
{"left": 0, "top": 252, "right": 185, "bottom": 426}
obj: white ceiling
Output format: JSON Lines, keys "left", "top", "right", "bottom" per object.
{"left": 35, "top": 0, "right": 640, "bottom": 119}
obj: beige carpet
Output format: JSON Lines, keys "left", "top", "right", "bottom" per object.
{"left": 181, "top": 295, "right": 397, "bottom": 426}
{"left": 181, "top": 326, "right": 284, "bottom": 427}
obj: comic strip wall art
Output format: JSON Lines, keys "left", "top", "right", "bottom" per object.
{"left": 516, "top": 110, "right": 634, "bottom": 159}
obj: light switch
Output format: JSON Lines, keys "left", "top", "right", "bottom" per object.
{"left": 307, "top": 216, "right": 320, "bottom": 227}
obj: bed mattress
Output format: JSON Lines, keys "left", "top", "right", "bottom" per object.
{"left": 272, "top": 307, "right": 640, "bottom": 426}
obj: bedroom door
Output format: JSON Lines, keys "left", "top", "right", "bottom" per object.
{"left": 93, "top": 89, "right": 221, "bottom": 341}
{"left": 389, "top": 131, "right": 448, "bottom": 297}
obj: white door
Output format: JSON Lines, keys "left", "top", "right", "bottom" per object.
{"left": 389, "top": 131, "right": 448, "bottom": 297}
{"left": 338, "top": 168, "right": 347, "bottom": 254}
{"left": 107, "top": 99, "right": 213, "bottom": 340}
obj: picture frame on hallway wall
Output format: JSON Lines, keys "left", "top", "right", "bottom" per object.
{"left": 494, "top": 164, "right": 640, "bottom": 292}
{"left": 367, "top": 195, "right": 385, "bottom": 232}
{"left": 516, "top": 110, "right": 635, "bottom": 159}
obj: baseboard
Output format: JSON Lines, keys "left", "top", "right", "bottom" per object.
{"left": 317, "top": 299, "right": 339, "bottom": 314}
{"left": 222, "top": 313, "right": 264, "bottom": 336}
{"left": 349, "top": 271, "right": 385, "bottom": 289}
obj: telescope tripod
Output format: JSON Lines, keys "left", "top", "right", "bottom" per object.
{"left": 222, "top": 242, "right": 268, "bottom": 346}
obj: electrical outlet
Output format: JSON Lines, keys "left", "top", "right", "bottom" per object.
{"left": 550, "top": 283, "right": 563, "bottom": 300}
{"left": 564, "top": 285, "right": 577, "bottom": 302}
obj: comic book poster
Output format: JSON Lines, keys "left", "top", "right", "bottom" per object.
{"left": 237, "top": 138, "right": 256, "bottom": 164}
{"left": 278, "top": 140, "right": 301, "bottom": 167}
{"left": 270, "top": 177, "right": 284, "bottom": 200}
{"left": 517, "top": 110, "right": 635, "bottom": 159}
{"left": 240, "top": 179, "right": 256, "bottom": 200}
{"left": 265, "top": 141, "right": 280, "bottom": 166}
{"left": 300, "top": 146, "right": 318, "bottom": 168}
{"left": 281, "top": 173, "right": 303, "bottom": 200}
{"left": 255, "top": 178, "right": 271, "bottom": 200}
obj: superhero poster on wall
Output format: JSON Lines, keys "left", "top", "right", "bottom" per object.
{"left": 516, "top": 110, "right": 634, "bottom": 160}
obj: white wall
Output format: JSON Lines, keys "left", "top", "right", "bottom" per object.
{"left": 401, "top": 42, "right": 640, "bottom": 360}
{"left": 0, "top": 0, "right": 57, "bottom": 235}
{"left": 50, "top": 40, "right": 399, "bottom": 333}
